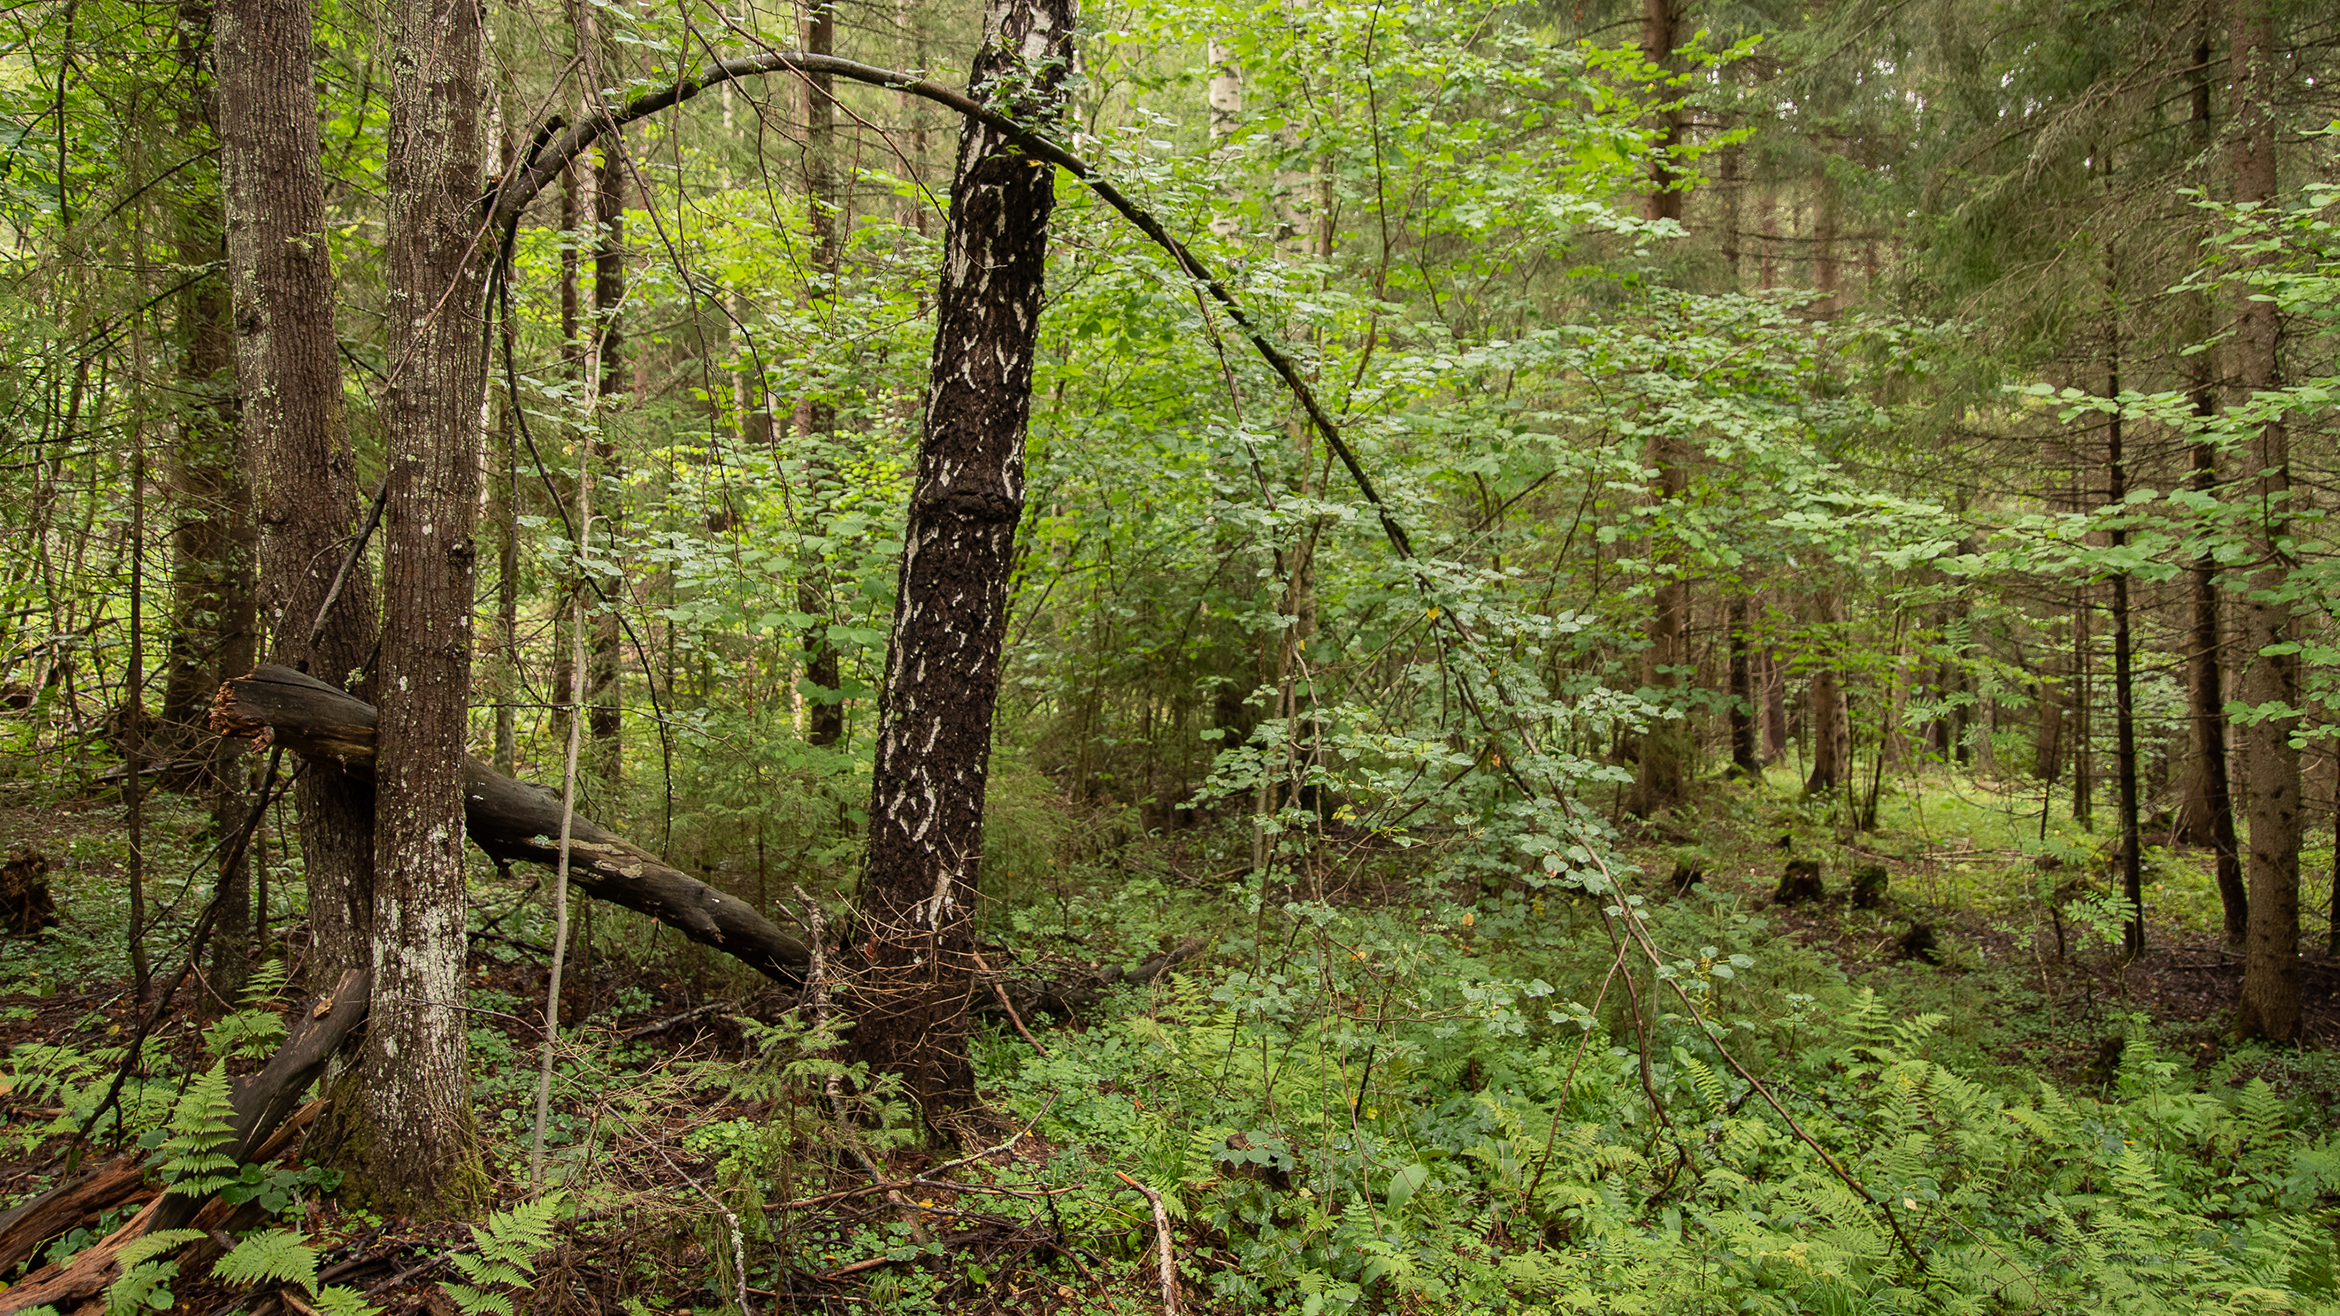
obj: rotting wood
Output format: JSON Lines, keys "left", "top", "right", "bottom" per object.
{"left": 0, "top": 974, "right": 364, "bottom": 1291}
{"left": 212, "top": 665, "right": 811, "bottom": 981}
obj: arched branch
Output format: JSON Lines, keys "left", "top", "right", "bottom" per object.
{"left": 486, "top": 50, "right": 1416, "bottom": 564}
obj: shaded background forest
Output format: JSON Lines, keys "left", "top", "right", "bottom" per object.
{"left": 3, "top": 0, "right": 2340, "bottom": 1307}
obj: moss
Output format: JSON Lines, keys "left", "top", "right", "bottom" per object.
{"left": 309, "top": 1065, "right": 491, "bottom": 1221}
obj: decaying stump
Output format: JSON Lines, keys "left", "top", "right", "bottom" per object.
{"left": 211, "top": 665, "right": 810, "bottom": 982}
{"left": 1850, "top": 865, "right": 1889, "bottom": 910}
{"left": 1774, "top": 859, "right": 1824, "bottom": 906}
{"left": 0, "top": 849, "right": 56, "bottom": 935}
{"left": 1898, "top": 922, "right": 1940, "bottom": 964}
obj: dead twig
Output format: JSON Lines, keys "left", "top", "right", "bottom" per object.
{"left": 972, "top": 949, "right": 1048, "bottom": 1056}
{"left": 1113, "top": 1170, "right": 1180, "bottom": 1316}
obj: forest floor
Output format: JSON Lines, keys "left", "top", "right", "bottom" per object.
{"left": 1, "top": 764, "right": 2337, "bottom": 1313}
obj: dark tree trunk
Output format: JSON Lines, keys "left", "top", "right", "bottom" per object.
{"left": 588, "top": 142, "right": 625, "bottom": 788}
{"left": 2174, "top": 27, "right": 2249, "bottom": 955}
{"left": 1640, "top": 0, "right": 1682, "bottom": 225}
{"left": 1727, "top": 593, "right": 1761, "bottom": 776}
{"left": 216, "top": 0, "right": 376, "bottom": 991}
{"left": 1803, "top": 591, "right": 1851, "bottom": 795}
{"left": 1628, "top": 433, "right": 1690, "bottom": 816}
{"left": 850, "top": 0, "right": 1074, "bottom": 1126}
{"left": 2106, "top": 351, "right": 2144, "bottom": 956}
{"left": 164, "top": 0, "right": 263, "bottom": 1003}
{"left": 2069, "top": 570, "right": 2093, "bottom": 827}
{"left": 344, "top": 0, "right": 492, "bottom": 1212}
{"left": 212, "top": 667, "right": 813, "bottom": 980}
{"left": 801, "top": 0, "right": 846, "bottom": 750}
{"left": 2230, "top": 0, "right": 2301, "bottom": 1041}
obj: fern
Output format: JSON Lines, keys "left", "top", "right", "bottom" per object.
{"left": 201, "top": 960, "right": 291, "bottom": 1063}
{"left": 154, "top": 1062, "right": 240, "bottom": 1198}
{"left": 103, "top": 1229, "right": 203, "bottom": 1316}
{"left": 212, "top": 1228, "right": 319, "bottom": 1292}
{"left": 442, "top": 1194, "right": 565, "bottom": 1316}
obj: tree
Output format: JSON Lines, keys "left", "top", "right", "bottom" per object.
{"left": 849, "top": 0, "right": 1075, "bottom": 1127}
{"left": 216, "top": 0, "right": 377, "bottom": 990}
{"left": 2228, "top": 0, "right": 2301, "bottom": 1042}
{"left": 341, "top": 0, "right": 494, "bottom": 1209}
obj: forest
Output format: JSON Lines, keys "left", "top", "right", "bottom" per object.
{"left": 0, "top": 0, "right": 2337, "bottom": 1307}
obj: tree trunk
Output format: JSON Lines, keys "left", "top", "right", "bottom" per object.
{"left": 850, "top": 0, "right": 1073, "bottom": 1127}
{"left": 2070, "top": 575, "right": 2093, "bottom": 828}
{"left": 1628, "top": 432, "right": 1690, "bottom": 816}
{"left": 1640, "top": 0, "right": 1682, "bottom": 225}
{"left": 2230, "top": 0, "right": 2301, "bottom": 1041}
{"left": 162, "top": 3, "right": 263, "bottom": 1003}
{"left": 800, "top": 0, "right": 846, "bottom": 750}
{"left": 212, "top": 667, "right": 814, "bottom": 980}
{"left": 2106, "top": 351, "right": 2144, "bottom": 956}
{"left": 1727, "top": 593, "right": 1760, "bottom": 776}
{"left": 588, "top": 140, "right": 625, "bottom": 788}
{"left": 1803, "top": 591, "right": 1851, "bottom": 796}
{"left": 2173, "top": 25, "right": 2249, "bottom": 955}
{"left": 342, "top": 0, "right": 493, "bottom": 1212}
{"left": 216, "top": 0, "right": 376, "bottom": 992}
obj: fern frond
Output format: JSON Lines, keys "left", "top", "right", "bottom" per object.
{"left": 212, "top": 1228, "right": 319, "bottom": 1292}
{"left": 156, "top": 1063, "right": 240, "bottom": 1198}
{"left": 113, "top": 1227, "right": 206, "bottom": 1271}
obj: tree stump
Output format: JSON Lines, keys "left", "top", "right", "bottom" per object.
{"left": 1, "top": 848, "right": 56, "bottom": 935}
{"left": 1850, "top": 865, "right": 1889, "bottom": 910}
{"left": 1898, "top": 922, "right": 1940, "bottom": 963}
{"left": 1773, "top": 859, "right": 1824, "bottom": 906}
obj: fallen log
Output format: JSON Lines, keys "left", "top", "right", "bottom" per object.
{"left": 983, "top": 937, "right": 1207, "bottom": 1023}
{"left": 0, "top": 1157, "right": 148, "bottom": 1277}
{"left": 0, "top": 975, "right": 363, "bottom": 1314}
{"left": 212, "top": 666, "right": 810, "bottom": 982}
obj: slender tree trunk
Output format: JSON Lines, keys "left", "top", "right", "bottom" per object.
{"left": 346, "top": 0, "right": 492, "bottom": 1211}
{"left": 163, "top": 2, "right": 262, "bottom": 1001}
{"left": 800, "top": 0, "right": 846, "bottom": 750}
{"left": 1761, "top": 642, "right": 1788, "bottom": 761}
{"left": 1628, "top": 434, "right": 1690, "bottom": 816}
{"left": 2070, "top": 577, "right": 2093, "bottom": 828}
{"left": 587, "top": 141, "right": 624, "bottom": 788}
{"left": 1640, "top": 0, "right": 1682, "bottom": 225}
{"left": 2174, "top": 26, "right": 2249, "bottom": 954}
{"left": 2107, "top": 347, "right": 2144, "bottom": 955}
{"left": 1717, "top": 141, "right": 1743, "bottom": 289}
{"left": 1625, "top": 0, "right": 1691, "bottom": 816}
{"left": 2230, "top": 0, "right": 2301, "bottom": 1041}
{"left": 1803, "top": 590, "right": 1851, "bottom": 796}
{"left": 1728, "top": 593, "right": 1760, "bottom": 776}
{"left": 217, "top": 0, "right": 376, "bottom": 991}
{"left": 850, "top": 0, "right": 1073, "bottom": 1127}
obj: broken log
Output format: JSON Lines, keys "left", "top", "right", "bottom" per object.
{"left": 0, "top": 974, "right": 365, "bottom": 1291}
{"left": 212, "top": 666, "right": 810, "bottom": 982}
{"left": 151, "top": 969, "right": 372, "bottom": 1232}
{"left": 982, "top": 937, "right": 1207, "bottom": 1023}
{"left": 0, "top": 1157, "right": 147, "bottom": 1278}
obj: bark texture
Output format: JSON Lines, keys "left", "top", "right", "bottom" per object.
{"left": 2229, "top": 0, "right": 2301, "bottom": 1042}
{"left": 352, "top": 0, "right": 493, "bottom": 1212}
{"left": 217, "top": 0, "right": 377, "bottom": 990}
{"left": 850, "top": 0, "right": 1074, "bottom": 1125}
